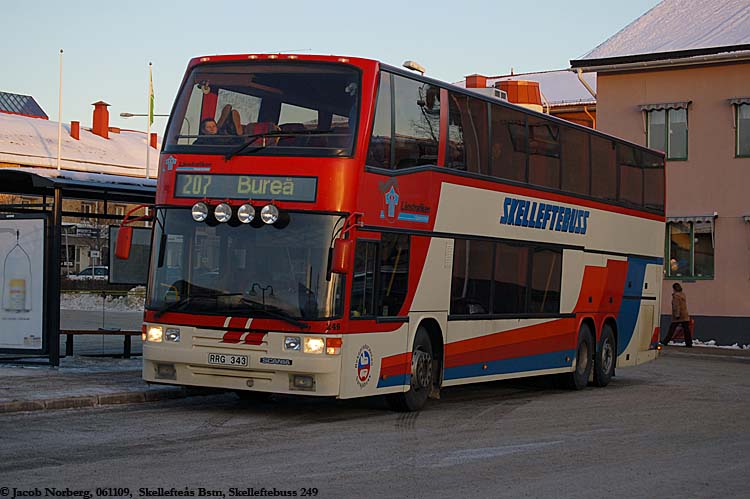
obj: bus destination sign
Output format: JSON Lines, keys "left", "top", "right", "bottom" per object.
{"left": 174, "top": 174, "right": 317, "bottom": 202}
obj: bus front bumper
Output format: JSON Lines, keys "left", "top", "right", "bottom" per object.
{"left": 142, "top": 325, "right": 342, "bottom": 396}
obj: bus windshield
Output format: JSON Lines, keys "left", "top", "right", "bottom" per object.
{"left": 165, "top": 62, "right": 360, "bottom": 157}
{"left": 147, "top": 209, "right": 346, "bottom": 321}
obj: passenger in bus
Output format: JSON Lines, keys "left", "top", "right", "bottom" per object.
{"left": 193, "top": 118, "right": 219, "bottom": 144}
{"left": 217, "top": 104, "right": 243, "bottom": 137}
{"left": 661, "top": 282, "right": 693, "bottom": 347}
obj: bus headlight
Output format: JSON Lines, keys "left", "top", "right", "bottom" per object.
{"left": 303, "top": 337, "right": 325, "bottom": 354}
{"left": 284, "top": 336, "right": 301, "bottom": 351}
{"left": 260, "top": 204, "right": 279, "bottom": 224}
{"left": 191, "top": 202, "right": 208, "bottom": 222}
{"left": 165, "top": 328, "right": 181, "bottom": 342}
{"left": 237, "top": 204, "right": 255, "bottom": 224}
{"left": 147, "top": 325, "right": 163, "bottom": 342}
{"left": 214, "top": 203, "right": 232, "bottom": 223}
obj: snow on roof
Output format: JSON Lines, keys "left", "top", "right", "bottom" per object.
{"left": 455, "top": 70, "right": 596, "bottom": 107}
{"left": 575, "top": 0, "right": 750, "bottom": 63}
{"left": 0, "top": 112, "right": 159, "bottom": 178}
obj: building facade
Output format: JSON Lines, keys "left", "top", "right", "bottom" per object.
{"left": 572, "top": 0, "right": 750, "bottom": 344}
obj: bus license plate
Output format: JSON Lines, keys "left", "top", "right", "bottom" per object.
{"left": 207, "top": 353, "right": 248, "bottom": 367}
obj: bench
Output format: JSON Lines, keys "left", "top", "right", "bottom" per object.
{"left": 62, "top": 329, "right": 141, "bottom": 358}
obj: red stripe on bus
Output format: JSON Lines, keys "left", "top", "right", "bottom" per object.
{"left": 380, "top": 352, "right": 411, "bottom": 380}
{"left": 243, "top": 332, "right": 267, "bottom": 345}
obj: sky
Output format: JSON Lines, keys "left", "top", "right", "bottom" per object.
{"left": 3, "top": 0, "right": 662, "bottom": 134}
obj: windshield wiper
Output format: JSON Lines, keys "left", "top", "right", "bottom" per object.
{"left": 240, "top": 297, "right": 310, "bottom": 330}
{"left": 224, "top": 130, "right": 338, "bottom": 160}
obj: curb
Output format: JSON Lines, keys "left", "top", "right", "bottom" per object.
{"left": 0, "top": 387, "right": 221, "bottom": 415}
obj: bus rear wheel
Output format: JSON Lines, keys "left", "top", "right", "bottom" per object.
{"left": 593, "top": 324, "right": 616, "bottom": 387}
{"left": 560, "top": 324, "right": 594, "bottom": 390}
{"left": 386, "top": 327, "right": 433, "bottom": 412}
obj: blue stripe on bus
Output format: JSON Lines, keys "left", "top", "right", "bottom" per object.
{"left": 397, "top": 213, "right": 430, "bottom": 223}
{"left": 175, "top": 167, "right": 212, "bottom": 172}
{"left": 378, "top": 374, "right": 411, "bottom": 388}
{"left": 377, "top": 212, "right": 430, "bottom": 223}
{"left": 615, "top": 256, "right": 662, "bottom": 354}
{"left": 444, "top": 350, "right": 576, "bottom": 381}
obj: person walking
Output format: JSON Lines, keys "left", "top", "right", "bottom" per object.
{"left": 661, "top": 283, "right": 692, "bottom": 347}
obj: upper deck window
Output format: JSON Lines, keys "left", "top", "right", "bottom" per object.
{"left": 165, "top": 62, "right": 361, "bottom": 158}
{"left": 365, "top": 72, "right": 440, "bottom": 169}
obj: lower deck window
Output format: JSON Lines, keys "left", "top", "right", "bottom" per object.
{"left": 451, "top": 238, "right": 562, "bottom": 316}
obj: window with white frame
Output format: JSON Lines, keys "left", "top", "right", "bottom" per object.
{"left": 666, "top": 220, "right": 714, "bottom": 279}
{"left": 644, "top": 104, "right": 688, "bottom": 160}
{"left": 736, "top": 102, "right": 750, "bottom": 158}
{"left": 81, "top": 201, "right": 96, "bottom": 222}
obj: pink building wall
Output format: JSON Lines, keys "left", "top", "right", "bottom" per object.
{"left": 595, "top": 62, "right": 750, "bottom": 340}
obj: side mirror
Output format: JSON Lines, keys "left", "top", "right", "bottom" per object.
{"left": 330, "top": 238, "right": 353, "bottom": 274}
{"left": 114, "top": 226, "right": 133, "bottom": 260}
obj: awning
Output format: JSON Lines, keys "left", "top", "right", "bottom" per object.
{"left": 667, "top": 214, "right": 717, "bottom": 224}
{"left": 728, "top": 97, "right": 750, "bottom": 105}
{"left": 639, "top": 101, "right": 691, "bottom": 111}
{"left": 667, "top": 213, "right": 717, "bottom": 247}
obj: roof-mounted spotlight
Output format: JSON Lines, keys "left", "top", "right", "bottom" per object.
{"left": 214, "top": 203, "right": 232, "bottom": 223}
{"left": 191, "top": 202, "right": 208, "bottom": 222}
{"left": 403, "top": 60, "right": 426, "bottom": 75}
{"left": 260, "top": 204, "right": 279, "bottom": 224}
{"left": 237, "top": 203, "right": 255, "bottom": 224}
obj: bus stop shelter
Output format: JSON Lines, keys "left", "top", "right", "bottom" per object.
{"left": 0, "top": 167, "right": 155, "bottom": 366}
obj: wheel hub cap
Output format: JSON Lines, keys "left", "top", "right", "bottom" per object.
{"left": 411, "top": 350, "right": 432, "bottom": 390}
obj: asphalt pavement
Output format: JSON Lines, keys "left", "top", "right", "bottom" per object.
{"left": 0, "top": 344, "right": 747, "bottom": 415}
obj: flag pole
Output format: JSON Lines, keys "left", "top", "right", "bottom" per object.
{"left": 146, "top": 62, "right": 153, "bottom": 179}
{"left": 57, "top": 49, "right": 63, "bottom": 171}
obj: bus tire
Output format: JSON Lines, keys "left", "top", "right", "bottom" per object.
{"left": 593, "top": 323, "right": 616, "bottom": 387}
{"left": 386, "top": 327, "right": 433, "bottom": 412}
{"left": 561, "top": 324, "right": 594, "bottom": 390}
{"left": 235, "top": 390, "right": 272, "bottom": 403}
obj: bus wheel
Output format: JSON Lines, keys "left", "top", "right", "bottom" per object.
{"left": 593, "top": 324, "right": 616, "bottom": 387}
{"left": 235, "top": 390, "right": 272, "bottom": 403}
{"left": 387, "top": 327, "right": 433, "bottom": 412}
{"left": 561, "top": 324, "right": 594, "bottom": 390}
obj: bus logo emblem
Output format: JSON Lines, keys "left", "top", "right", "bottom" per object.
{"left": 385, "top": 186, "right": 399, "bottom": 219}
{"left": 356, "top": 345, "right": 373, "bottom": 387}
{"left": 164, "top": 155, "right": 177, "bottom": 172}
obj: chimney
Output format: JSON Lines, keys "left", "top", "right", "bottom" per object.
{"left": 496, "top": 80, "right": 543, "bottom": 112}
{"left": 465, "top": 74, "right": 488, "bottom": 89}
{"left": 70, "top": 121, "right": 80, "bottom": 140}
{"left": 91, "top": 101, "right": 110, "bottom": 139}
{"left": 150, "top": 132, "right": 158, "bottom": 149}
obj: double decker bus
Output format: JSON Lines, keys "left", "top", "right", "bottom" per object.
{"left": 132, "top": 54, "right": 665, "bottom": 411}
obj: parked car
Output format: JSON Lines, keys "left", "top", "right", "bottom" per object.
{"left": 68, "top": 266, "right": 109, "bottom": 281}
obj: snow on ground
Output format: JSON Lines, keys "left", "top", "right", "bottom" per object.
{"left": 61, "top": 288, "right": 144, "bottom": 312}
{"left": 664, "top": 339, "right": 750, "bottom": 350}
